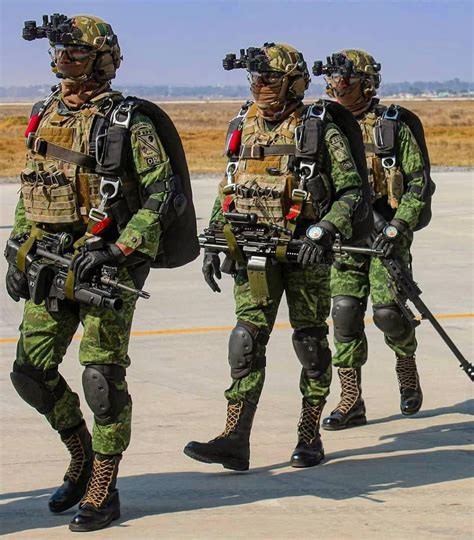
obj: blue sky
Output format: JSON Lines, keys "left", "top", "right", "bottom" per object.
{"left": 1, "top": 0, "right": 472, "bottom": 86}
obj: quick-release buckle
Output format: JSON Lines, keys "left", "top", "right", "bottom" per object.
{"left": 111, "top": 103, "right": 133, "bottom": 129}
{"left": 383, "top": 105, "right": 400, "bottom": 121}
{"left": 291, "top": 188, "right": 307, "bottom": 202}
{"left": 88, "top": 207, "right": 108, "bottom": 222}
{"left": 226, "top": 160, "right": 238, "bottom": 185}
{"left": 307, "top": 102, "right": 326, "bottom": 122}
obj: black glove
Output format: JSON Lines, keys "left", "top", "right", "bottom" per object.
{"left": 6, "top": 264, "right": 30, "bottom": 302}
{"left": 372, "top": 219, "right": 408, "bottom": 257}
{"left": 202, "top": 250, "right": 221, "bottom": 293}
{"left": 297, "top": 222, "right": 336, "bottom": 267}
{"left": 73, "top": 243, "right": 127, "bottom": 283}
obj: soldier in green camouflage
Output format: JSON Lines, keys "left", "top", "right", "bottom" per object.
{"left": 317, "top": 49, "right": 426, "bottom": 431}
{"left": 6, "top": 14, "right": 175, "bottom": 532}
{"left": 184, "top": 43, "right": 366, "bottom": 471}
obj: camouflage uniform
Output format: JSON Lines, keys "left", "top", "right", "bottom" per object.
{"left": 319, "top": 49, "right": 426, "bottom": 429}
{"left": 12, "top": 98, "right": 171, "bottom": 455}
{"left": 184, "top": 43, "right": 365, "bottom": 470}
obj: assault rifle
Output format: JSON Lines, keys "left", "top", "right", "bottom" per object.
{"left": 200, "top": 212, "right": 374, "bottom": 266}
{"left": 5, "top": 232, "right": 150, "bottom": 312}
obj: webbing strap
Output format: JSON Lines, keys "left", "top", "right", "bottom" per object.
{"left": 28, "top": 135, "right": 97, "bottom": 171}
{"left": 16, "top": 226, "right": 43, "bottom": 273}
{"left": 240, "top": 144, "right": 295, "bottom": 159}
{"left": 223, "top": 224, "right": 245, "bottom": 262}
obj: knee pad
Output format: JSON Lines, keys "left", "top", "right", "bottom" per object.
{"left": 373, "top": 304, "right": 411, "bottom": 339}
{"left": 228, "top": 321, "right": 269, "bottom": 379}
{"left": 82, "top": 364, "right": 129, "bottom": 425}
{"left": 331, "top": 295, "right": 366, "bottom": 343}
{"left": 292, "top": 326, "right": 331, "bottom": 379}
{"left": 10, "top": 362, "right": 67, "bottom": 415}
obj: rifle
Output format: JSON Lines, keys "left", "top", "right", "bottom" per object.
{"left": 368, "top": 211, "right": 474, "bottom": 382}
{"left": 5, "top": 232, "right": 150, "bottom": 312}
{"left": 200, "top": 212, "right": 374, "bottom": 267}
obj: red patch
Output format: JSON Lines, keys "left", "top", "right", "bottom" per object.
{"left": 25, "top": 115, "right": 42, "bottom": 137}
{"left": 223, "top": 196, "right": 233, "bottom": 213}
{"left": 91, "top": 217, "right": 113, "bottom": 236}
{"left": 227, "top": 129, "right": 242, "bottom": 155}
{"left": 285, "top": 204, "right": 301, "bottom": 221}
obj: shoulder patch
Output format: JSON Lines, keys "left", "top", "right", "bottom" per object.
{"left": 328, "top": 129, "right": 352, "bottom": 164}
{"left": 132, "top": 121, "right": 165, "bottom": 171}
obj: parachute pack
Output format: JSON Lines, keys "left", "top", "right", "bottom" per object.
{"left": 373, "top": 102, "right": 435, "bottom": 231}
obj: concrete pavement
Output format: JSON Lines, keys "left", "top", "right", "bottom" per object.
{"left": 0, "top": 172, "right": 473, "bottom": 539}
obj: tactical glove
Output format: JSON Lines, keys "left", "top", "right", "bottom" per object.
{"left": 73, "top": 243, "right": 128, "bottom": 283}
{"left": 372, "top": 218, "right": 408, "bottom": 257}
{"left": 297, "top": 222, "right": 336, "bottom": 267}
{"left": 202, "top": 250, "right": 222, "bottom": 293}
{"left": 6, "top": 264, "right": 30, "bottom": 302}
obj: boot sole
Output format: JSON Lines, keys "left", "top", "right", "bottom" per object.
{"left": 322, "top": 415, "right": 367, "bottom": 431}
{"left": 69, "top": 509, "right": 120, "bottom": 532}
{"left": 183, "top": 446, "right": 249, "bottom": 471}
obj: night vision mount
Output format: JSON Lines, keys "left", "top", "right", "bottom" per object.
{"left": 312, "top": 53, "right": 381, "bottom": 78}
{"left": 23, "top": 14, "right": 80, "bottom": 44}
{"left": 223, "top": 43, "right": 275, "bottom": 72}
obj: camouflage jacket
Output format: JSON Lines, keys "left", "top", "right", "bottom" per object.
{"left": 210, "top": 103, "right": 363, "bottom": 240}
{"left": 360, "top": 104, "right": 426, "bottom": 229}
{"left": 13, "top": 91, "right": 172, "bottom": 259}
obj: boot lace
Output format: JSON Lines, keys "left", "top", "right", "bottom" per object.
{"left": 81, "top": 457, "right": 116, "bottom": 509}
{"left": 334, "top": 368, "right": 361, "bottom": 415}
{"left": 63, "top": 433, "right": 86, "bottom": 483}
{"left": 396, "top": 355, "right": 419, "bottom": 391}
{"left": 297, "top": 403, "right": 322, "bottom": 444}
{"left": 216, "top": 402, "right": 243, "bottom": 438}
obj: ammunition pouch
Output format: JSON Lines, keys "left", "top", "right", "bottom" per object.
{"left": 82, "top": 364, "right": 130, "bottom": 425}
{"left": 10, "top": 362, "right": 67, "bottom": 415}
{"left": 247, "top": 256, "right": 284, "bottom": 306}
{"left": 292, "top": 326, "right": 331, "bottom": 379}
{"left": 228, "top": 321, "right": 269, "bottom": 379}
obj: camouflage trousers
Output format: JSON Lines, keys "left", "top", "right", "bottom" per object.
{"left": 14, "top": 268, "right": 138, "bottom": 455}
{"left": 224, "top": 262, "right": 332, "bottom": 407}
{"left": 330, "top": 233, "right": 417, "bottom": 368}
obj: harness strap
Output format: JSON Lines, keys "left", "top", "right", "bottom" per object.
{"left": 16, "top": 226, "right": 44, "bottom": 273}
{"left": 240, "top": 144, "right": 295, "bottom": 159}
{"left": 27, "top": 135, "right": 97, "bottom": 171}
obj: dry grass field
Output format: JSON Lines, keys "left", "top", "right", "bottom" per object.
{"left": 0, "top": 99, "right": 472, "bottom": 177}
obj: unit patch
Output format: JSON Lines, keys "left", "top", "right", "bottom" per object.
{"left": 132, "top": 122, "right": 164, "bottom": 172}
{"left": 328, "top": 131, "right": 353, "bottom": 165}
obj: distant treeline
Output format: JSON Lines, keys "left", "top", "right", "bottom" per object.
{"left": 1, "top": 79, "right": 472, "bottom": 100}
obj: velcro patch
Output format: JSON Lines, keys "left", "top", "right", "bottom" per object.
{"left": 328, "top": 131, "right": 351, "bottom": 163}
{"left": 132, "top": 122, "right": 164, "bottom": 172}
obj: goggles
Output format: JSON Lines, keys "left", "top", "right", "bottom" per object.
{"left": 325, "top": 73, "right": 361, "bottom": 87}
{"left": 50, "top": 44, "right": 94, "bottom": 62}
{"left": 248, "top": 71, "right": 284, "bottom": 86}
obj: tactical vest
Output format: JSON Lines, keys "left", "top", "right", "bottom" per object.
{"left": 220, "top": 103, "right": 320, "bottom": 229}
{"left": 359, "top": 110, "right": 405, "bottom": 210}
{"left": 21, "top": 90, "right": 139, "bottom": 228}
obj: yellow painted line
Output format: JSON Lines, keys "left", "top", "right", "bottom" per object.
{"left": 0, "top": 312, "right": 472, "bottom": 345}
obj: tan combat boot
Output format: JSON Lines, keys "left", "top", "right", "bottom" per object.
{"left": 322, "top": 368, "right": 367, "bottom": 430}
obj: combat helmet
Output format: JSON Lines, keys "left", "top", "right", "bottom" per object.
{"left": 314, "top": 49, "right": 381, "bottom": 99}
{"left": 223, "top": 42, "right": 310, "bottom": 119}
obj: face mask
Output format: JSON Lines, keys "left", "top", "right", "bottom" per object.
{"left": 327, "top": 76, "right": 372, "bottom": 116}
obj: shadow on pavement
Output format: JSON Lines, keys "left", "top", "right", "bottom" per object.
{"left": 1, "top": 401, "right": 472, "bottom": 535}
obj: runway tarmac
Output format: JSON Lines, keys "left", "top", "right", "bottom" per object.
{"left": 0, "top": 172, "right": 473, "bottom": 539}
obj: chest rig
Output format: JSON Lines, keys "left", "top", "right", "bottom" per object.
{"left": 360, "top": 106, "right": 404, "bottom": 209}
{"left": 21, "top": 88, "right": 139, "bottom": 231}
{"left": 221, "top": 102, "right": 334, "bottom": 236}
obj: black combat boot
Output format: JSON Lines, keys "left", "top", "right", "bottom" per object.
{"left": 322, "top": 368, "right": 367, "bottom": 430}
{"left": 183, "top": 400, "right": 256, "bottom": 471}
{"left": 49, "top": 421, "right": 93, "bottom": 513}
{"left": 290, "top": 400, "right": 325, "bottom": 468}
{"left": 396, "top": 355, "right": 423, "bottom": 415}
{"left": 69, "top": 453, "right": 121, "bottom": 532}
